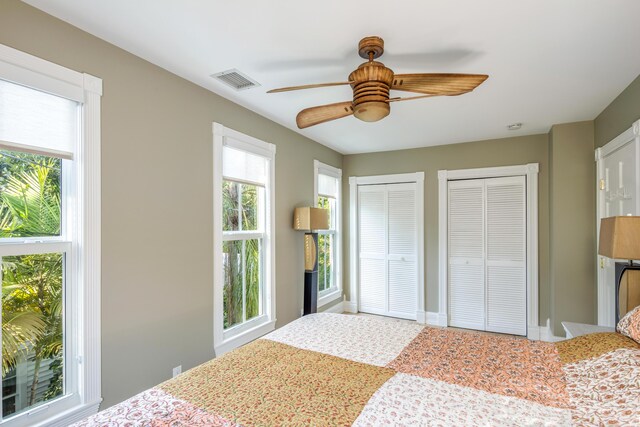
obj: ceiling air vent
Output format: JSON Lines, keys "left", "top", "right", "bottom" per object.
{"left": 211, "top": 69, "right": 260, "bottom": 91}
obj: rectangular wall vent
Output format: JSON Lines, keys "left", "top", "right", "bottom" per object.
{"left": 211, "top": 69, "right": 260, "bottom": 91}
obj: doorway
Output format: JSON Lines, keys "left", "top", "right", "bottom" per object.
{"left": 438, "top": 164, "right": 540, "bottom": 339}
{"left": 595, "top": 121, "right": 640, "bottom": 326}
{"left": 349, "top": 173, "right": 425, "bottom": 322}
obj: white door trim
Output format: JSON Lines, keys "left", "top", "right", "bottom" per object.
{"left": 348, "top": 172, "right": 425, "bottom": 323}
{"left": 595, "top": 119, "right": 640, "bottom": 326}
{"left": 438, "top": 163, "right": 540, "bottom": 339}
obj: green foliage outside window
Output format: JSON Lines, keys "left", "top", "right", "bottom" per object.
{"left": 0, "top": 150, "right": 64, "bottom": 416}
{"left": 222, "top": 180, "right": 261, "bottom": 329}
{"left": 317, "top": 196, "right": 334, "bottom": 293}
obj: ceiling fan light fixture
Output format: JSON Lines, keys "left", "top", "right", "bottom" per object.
{"left": 269, "top": 36, "right": 489, "bottom": 128}
{"left": 354, "top": 101, "right": 390, "bottom": 122}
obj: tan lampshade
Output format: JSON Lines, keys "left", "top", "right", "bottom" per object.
{"left": 599, "top": 216, "right": 640, "bottom": 260}
{"left": 293, "top": 207, "right": 329, "bottom": 231}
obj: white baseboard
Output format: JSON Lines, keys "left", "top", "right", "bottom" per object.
{"left": 320, "top": 301, "right": 345, "bottom": 314}
{"left": 416, "top": 310, "right": 427, "bottom": 324}
{"left": 426, "top": 312, "right": 447, "bottom": 327}
{"left": 527, "top": 325, "right": 540, "bottom": 341}
{"left": 343, "top": 301, "right": 358, "bottom": 313}
{"left": 538, "top": 320, "right": 565, "bottom": 342}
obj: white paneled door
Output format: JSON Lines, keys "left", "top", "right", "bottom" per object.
{"left": 448, "top": 176, "right": 527, "bottom": 336}
{"left": 358, "top": 183, "right": 418, "bottom": 320}
{"left": 596, "top": 130, "right": 639, "bottom": 326}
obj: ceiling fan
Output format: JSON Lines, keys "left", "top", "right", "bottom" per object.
{"left": 268, "top": 36, "right": 488, "bottom": 129}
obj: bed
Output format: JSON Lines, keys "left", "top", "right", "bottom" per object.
{"left": 74, "top": 313, "right": 640, "bottom": 426}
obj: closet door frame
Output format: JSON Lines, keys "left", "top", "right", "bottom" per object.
{"left": 348, "top": 172, "right": 426, "bottom": 323}
{"left": 438, "top": 164, "right": 540, "bottom": 339}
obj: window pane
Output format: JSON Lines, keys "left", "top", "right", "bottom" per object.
{"left": 317, "top": 194, "right": 336, "bottom": 294}
{"left": 222, "top": 240, "right": 243, "bottom": 328}
{"left": 318, "top": 233, "right": 334, "bottom": 292}
{"left": 326, "top": 234, "right": 333, "bottom": 290}
{"left": 317, "top": 196, "right": 335, "bottom": 230}
{"left": 1, "top": 252, "right": 64, "bottom": 418}
{"left": 318, "top": 234, "right": 326, "bottom": 292}
{"left": 244, "top": 238, "right": 261, "bottom": 321}
{"left": 222, "top": 181, "right": 240, "bottom": 232}
{"left": 223, "top": 181, "right": 262, "bottom": 232}
{"left": 0, "top": 150, "right": 61, "bottom": 239}
{"left": 223, "top": 239, "right": 262, "bottom": 329}
{"left": 241, "top": 184, "right": 260, "bottom": 232}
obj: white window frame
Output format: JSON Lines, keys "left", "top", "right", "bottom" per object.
{"left": 313, "top": 160, "right": 343, "bottom": 308}
{"left": 213, "top": 123, "right": 276, "bottom": 356}
{"left": 0, "top": 44, "right": 101, "bottom": 427}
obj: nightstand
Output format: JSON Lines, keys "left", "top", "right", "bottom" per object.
{"left": 562, "top": 321, "right": 615, "bottom": 338}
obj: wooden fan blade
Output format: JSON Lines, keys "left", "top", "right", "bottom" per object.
{"left": 387, "top": 94, "right": 440, "bottom": 103}
{"left": 296, "top": 101, "right": 354, "bottom": 129}
{"left": 268, "top": 81, "right": 353, "bottom": 93}
{"left": 391, "top": 73, "right": 488, "bottom": 95}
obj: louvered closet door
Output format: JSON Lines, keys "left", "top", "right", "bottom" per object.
{"left": 358, "top": 183, "right": 417, "bottom": 320}
{"left": 448, "top": 180, "right": 486, "bottom": 330}
{"left": 358, "top": 185, "right": 387, "bottom": 315}
{"left": 387, "top": 183, "right": 418, "bottom": 319}
{"left": 485, "top": 176, "right": 527, "bottom": 335}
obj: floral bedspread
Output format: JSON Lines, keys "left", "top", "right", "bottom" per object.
{"left": 73, "top": 313, "right": 640, "bottom": 426}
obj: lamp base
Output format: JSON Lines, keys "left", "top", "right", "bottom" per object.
{"left": 304, "top": 269, "right": 318, "bottom": 315}
{"left": 614, "top": 261, "right": 640, "bottom": 324}
{"left": 303, "top": 232, "right": 319, "bottom": 316}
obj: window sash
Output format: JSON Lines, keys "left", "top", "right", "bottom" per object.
{"left": 222, "top": 231, "right": 265, "bottom": 241}
{"left": 318, "top": 196, "right": 337, "bottom": 231}
{"left": 0, "top": 240, "right": 78, "bottom": 422}
{"left": 222, "top": 236, "right": 264, "bottom": 329}
{"left": 222, "top": 179, "right": 264, "bottom": 233}
{"left": 0, "top": 241, "right": 71, "bottom": 256}
{"left": 0, "top": 152, "right": 69, "bottom": 242}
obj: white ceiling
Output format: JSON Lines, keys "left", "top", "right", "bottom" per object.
{"left": 24, "top": 0, "right": 640, "bottom": 154}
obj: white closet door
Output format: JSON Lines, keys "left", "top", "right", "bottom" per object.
{"left": 448, "top": 180, "right": 485, "bottom": 330}
{"left": 387, "top": 183, "right": 418, "bottom": 319}
{"left": 358, "top": 183, "right": 417, "bottom": 320}
{"left": 358, "top": 186, "right": 387, "bottom": 314}
{"left": 485, "top": 176, "right": 527, "bottom": 335}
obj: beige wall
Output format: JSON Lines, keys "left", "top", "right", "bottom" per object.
{"left": 548, "top": 122, "right": 596, "bottom": 335}
{"left": 595, "top": 74, "right": 640, "bottom": 148}
{"left": 0, "top": 0, "right": 341, "bottom": 409}
{"left": 342, "top": 134, "right": 552, "bottom": 323}
{"left": 344, "top": 124, "right": 600, "bottom": 337}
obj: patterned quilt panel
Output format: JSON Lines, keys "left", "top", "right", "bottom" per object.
{"left": 73, "top": 313, "right": 640, "bottom": 426}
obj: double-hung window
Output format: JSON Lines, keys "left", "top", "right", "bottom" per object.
{"left": 314, "top": 160, "right": 342, "bottom": 308}
{"left": 213, "top": 123, "right": 275, "bottom": 355}
{"left": 0, "top": 44, "right": 101, "bottom": 426}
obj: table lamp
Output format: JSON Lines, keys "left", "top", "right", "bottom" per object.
{"left": 598, "top": 216, "right": 640, "bottom": 323}
{"left": 293, "top": 207, "right": 329, "bottom": 315}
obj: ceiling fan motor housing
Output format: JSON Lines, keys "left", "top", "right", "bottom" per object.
{"left": 349, "top": 61, "right": 394, "bottom": 122}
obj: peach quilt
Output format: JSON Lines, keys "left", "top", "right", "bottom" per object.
{"left": 73, "top": 313, "right": 640, "bottom": 426}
